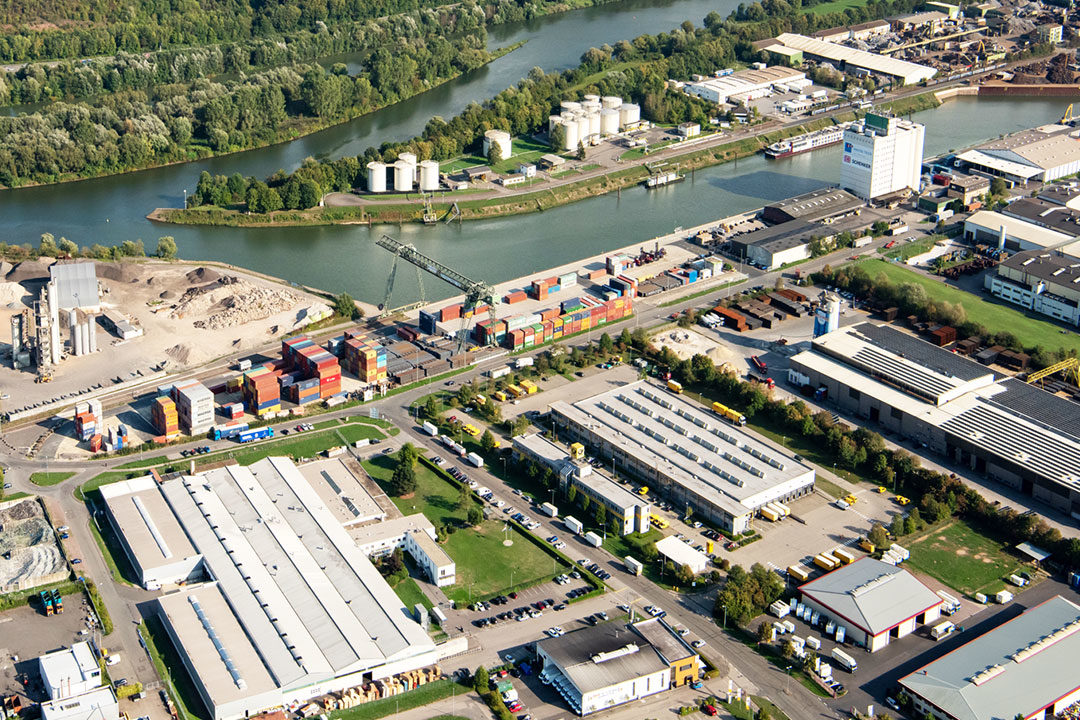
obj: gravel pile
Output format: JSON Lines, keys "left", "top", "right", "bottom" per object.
{"left": 170, "top": 274, "right": 300, "bottom": 330}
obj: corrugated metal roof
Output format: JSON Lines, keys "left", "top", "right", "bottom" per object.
{"left": 49, "top": 262, "right": 98, "bottom": 309}
{"left": 773, "top": 33, "right": 937, "bottom": 83}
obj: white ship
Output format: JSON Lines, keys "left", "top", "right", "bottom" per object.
{"left": 764, "top": 124, "right": 848, "bottom": 159}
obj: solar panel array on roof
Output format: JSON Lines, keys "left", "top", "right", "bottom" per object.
{"left": 941, "top": 404, "right": 1080, "bottom": 490}
{"left": 851, "top": 347, "right": 956, "bottom": 401}
{"left": 854, "top": 324, "right": 988, "bottom": 381}
{"left": 986, "top": 378, "right": 1080, "bottom": 442}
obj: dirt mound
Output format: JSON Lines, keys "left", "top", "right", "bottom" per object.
{"left": 0, "top": 261, "right": 12, "bottom": 277}
{"left": 0, "top": 498, "right": 42, "bottom": 523}
{"left": 159, "top": 289, "right": 177, "bottom": 300}
{"left": 0, "top": 281, "right": 28, "bottom": 308}
{"left": 96, "top": 262, "right": 143, "bottom": 283}
{"left": 5, "top": 259, "right": 52, "bottom": 283}
{"left": 170, "top": 275, "right": 300, "bottom": 330}
{"left": 186, "top": 267, "right": 223, "bottom": 284}
{"left": 165, "top": 343, "right": 192, "bottom": 364}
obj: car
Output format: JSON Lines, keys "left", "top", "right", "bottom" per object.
{"left": 886, "top": 698, "right": 899, "bottom": 710}
{"left": 509, "top": 592, "right": 517, "bottom": 599}
{"left": 691, "top": 681, "right": 704, "bottom": 690}
{"left": 693, "top": 521, "right": 703, "bottom": 529}
{"left": 71, "top": 558, "right": 82, "bottom": 564}
{"left": 445, "top": 380, "right": 456, "bottom": 386}
{"left": 57, "top": 526, "right": 69, "bottom": 532}
{"left": 703, "top": 704, "right": 718, "bottom": 716}
{"left": 596, "top": 611, "right": 608, "bottom": 621}
{"left": 692, "top": 639, "right": 706, "bottom": 648}
{"left": 676, "top": 627, "right": 690, "bottom": 636}
{"left": 571, "top": 571, "right": 581, "bottom": 579}
{"left": 503, "top": 654, "right": 514, "bottom": 663}
{"left": 833, "top": 685, "right": 845, "bottom": 694}
{"left": 617, "top": 604, "right": 630, "bottom": 613}
{"left": 579, "top": 558, "right": 590, "bottom": 566}
{"left": 115, "top": 678, "right": 129, "bottom": 687}
{"left": 106, "top": 654, "right": 121, "bottom": 666}
{"left": 2, "top": 483, "right": 10, "bottom": 490}
{"left": 553, "top": 604, "right": 566, "bottom": 611}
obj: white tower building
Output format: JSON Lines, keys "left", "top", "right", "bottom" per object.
{"left": 840, "top": 113, "right": 925, "bottom": 201}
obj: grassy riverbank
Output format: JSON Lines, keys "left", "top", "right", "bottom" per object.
{"left": 152, "top": 116, "right": 847, "bottom": 227}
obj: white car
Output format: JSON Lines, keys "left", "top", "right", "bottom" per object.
{"left": 692, "top": 639, "right": 706, "bottom": 648}
{"left": 504, "top": 507, "right": 516, "bottom": 514}
{"left": 495, "top": 499, "right": 505, "bottom": 508}
{"left": 106, "top": 654, "right": 121, "bottom": 666}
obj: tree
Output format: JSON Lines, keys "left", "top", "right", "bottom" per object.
{"left": 390, "top": 460, "right": 416, "bottom": 496}
{"left": 480, "top": 429, "right": 496, "bottom": 454}
{"left": 473, "top": 666, "right": 489, "bottom": 694}
{"left": 891, "top": 513, "right": 907, "bottom": 537}
{"left": 334, "top": 292, "right": 360, "bottom": 319}
{"left": 423, "top": 395, "right": 441, "bottom": 420}
{"left": 486, "top": 142, "right": 501, "bottom": 166}
{"left": 567, "top": 484, "right": 577, "bottom": 504}
{"left": 467, "top": 505, "right": 484, "bottom": 526}
{"left": 398, "top": 442, "right": 419, "bottom": 467}
{"left": 599, "top": 332, "right": 614, "bottom": 354}
{"left": 576, "top": 141, "right": 586, "bottom": 160}
{"left": 868, "top": 523, "right": 889, "bottom": 548}
{"left": 58, "top": 237, "right": 78, "bottom": 256}
{"left": 39, "top": 232, "right": 58, "bottom": 256}
{"left": 510, "top": 415, "right": 530, "bottom": 437}
{"left": 549, "top": 124, "right": 567, "bottom": 151}
{"left": 155, "top": 236, "right": 178, "bottom": 259}
{"left": 757, "top": 621, "right": 773, "bottom": 643}
{"left": 758, "top": 707, "right": 773, "bottom": 720}
{"left": 595, "top": 504, "right": 607, "bottom": 526}
{"left": 581, "top": 495, "right": 591, "bottom": 513}
{"left": 990, "top": 176, "right": 1008, "bottom": 197}
{"left": 457, "top": 484, "right": 472, "bottom": 511}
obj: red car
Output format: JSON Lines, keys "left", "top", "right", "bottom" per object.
{"left": 703, "top": 705, "right": 718, "bottom": 716}
{"left": 884, "top": 240, "right": 896, "bottom": 249}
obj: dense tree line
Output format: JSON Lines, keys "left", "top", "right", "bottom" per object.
{"left": 0, "top": 8, "right": 486, "bottom": 106}
{"left": 0, "top": 32, "right": 490, "bottom": 187}
{"left": 189, "top": 0, "right": 922, "bottom": 214}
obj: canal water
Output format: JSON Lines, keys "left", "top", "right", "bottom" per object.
{"left": 0, "top": 0, "right": 1075, "bottom": 303}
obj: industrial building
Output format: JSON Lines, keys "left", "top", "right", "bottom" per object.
{"left": 767, "top": 33, "right": 937, "bottom": 85}
{"left": 900, "top": 595, "right": 1080, "bottom": 720}
{"left": 841, "top": 113, "right": 925, "bottom": 201}
{"left": 799, "top": 557, "right": 942, "bottom": 652}
{"left": 683, "top": 66, "right": 807, "bottom": 105}
{"left": 986, "top": 250, "right": 1080, "bottom": 326}
{"left": 550, "top": 381, "right": 815, "bottom": 533}
{"left": 512, "top": 433, "right": 651, "bottom": 535}
{"left": 37, "top": 643, "right": 118, "bottom": 720}
{"left": 10, "top": 261, "right": 103, "bottom": 375}
{"left": 956, "top": 123, "right": 1080, "bottom": 184}
{"left": 655, "top": 535, "right": 708, "bottom": 574}
{"left": 349, "top": 513, "right": 456, "bottom": 587}
{"left": 963, "top": 209, "right": 1076, "bottom": 254}
{"left": 102, "top": 457, "right": 448, "bottom": 720}
{"left": 788, "top": 323, "right": 1080, "bottom": 516}
{"left": 536, "top": 619, "right": 700, "bottom": 715}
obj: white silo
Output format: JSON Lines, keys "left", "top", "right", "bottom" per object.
{"left": 620, "top": 102, "right": 641, "bottom": 127}
{"left": 602, "top": 95, "right": 623, "bottom": 109}
{"left": 600, "top": 108, "right": 620, "bottom": 134}
{"left": 549, "top": 115, "right": 563, "bottom": 134}
{"left": 419, "top": 160, "right": 440, "bottom": 191}
{"left": 562, "top": 118, "right": 580, "bottom": 151}
{"left": 80, "top": 319, "right": 90, "bottom": 355}
{"left": 398, "top": 151, "right": 418, "bottom": 168}
{"left": 560, "top": 100, "right": 581, "bottom": 113}
{"left": 73, "top": 320, "right": 83, "bottom": 357}
{"left": 393, "top": 160, "right": 414, "bottom": 192}
{"left": 583, "top": 94, "right": 600, "bottom": 103}
{"left": 587, "top": 111, "right": 601, "bottom": 138}
{"left": 68, "top": 308, "right": 77, "bottom": 354}
{"left": 366, "top": 161, "right": 386, "bottom": 193}
{"left": 87, "top": 316, "right": 97, "bottom": 353}
{"left": 482, "top": 129, "right": 512, "bottom": 161}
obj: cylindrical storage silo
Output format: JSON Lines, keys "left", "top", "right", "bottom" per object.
{"left": 366, "top": 161, "right": 386, "bottom": 193}
{"left": 87, "top": 316, "right": 96, "bottom": 353}
{"left": 583, "top": 94, "right": 600, "bottom": 103}
{"left": 602, "top": 95, "right": 623, "bottom": 109}
{"left": 80, "top": 320, "right": 90, "bottom": 355}
{"left": 68, "top": 309, "right": 77, "bottom": 353}
{"left": 587, "top": 111, "right": 600, "bottom": 138}
{"left": 549, "top": 115, "right": 563, "bottom": 134}
{"left": 398, "top": 152, "right": 418, "bottom": 168}
{"left": 419, "top": 160, "right": 440, "bottom": 192}
{"left": 563, "top": 118, "right": 579, "bottom": 151}
{"left": 10, "top": 315, "right": 20, "bottom": 364}
{"left": 560, "top": 100, "right": 581, "bottom": 113}
{"left": 73, "top": 321, "right": 83, "bottom": 357}
{"left": 583, "top": 99, "right": 601, "bottom": 112}
{"left": 600, "top": 108, "right": 620, "bottom": 135}
{"left": 482, "top": 129, "right": 512, "bottom": 161}
{"left": 620, "top": 102, "right": 640, "bottom": 127}
{"left": 393, "top": 160, "right": 414, "bottom": 192}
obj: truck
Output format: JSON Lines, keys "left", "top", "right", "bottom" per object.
{"left": 625, "top": 556, "right": 644, "bottom": 576}
{"left": 712, "top": 401, "right": 747, "bottom": 426}
{"left": 236, "top": 358, "right": 252, "bottom": 371}
{"left": 750, "top": 355, "right": 767, "bottom": 373}
{"left": 760, "top": 506, "right": 780, "bottom": 522}
{"left": 466, "top": 452, "right": 484, "bottom": 468}
{"left": 769, "top": 600, "right": 791, "bottom": 619}
{"left": 930, "top": 620, "right": 956, "bottom": 641}
{"left": 39, "top": 590, "right": 53, "bottom": 616}
{"left": 431, "top": 606, "right": 448, "bottom": 625}
{"left": 421, "top": 421, "right": 439, "bottom": 436}
{"left": 564, "top": 515, "right": 583, "bottom": 534}
{"left": 540, "top": 502, "right": 558, "bottom": 517}
{"left": 515, "top": 357, "right": 534, "bottom": 369}
{"left": 237, "top": 426, "right": 274, "bottom": 443}
{"left": 936, "top": 590, "right": 961, "bottom": 615}
{"left": 831, "top": 648, "right": 858, "bottom": 673}
{"left": 51, "top": 589, "right": 63, "bottom": 613}
{"left": 584, "top": 531, "right": 603, "bottom": 548}
{"left": 212, "top": 422, "right": 250, "bottom": 440}
{"left": 859, "top": 538, "right": 876, "bottom": 553}
{"left": 1008, "top": 574, "right": 1029, "bottom": 588}
{"left": 667, "top": 379, "right": 683, "bottom": 394}
{"left": 996, "top": 590, "right": 1014, "bottom": 604}
{"left": 814, "top": 553, "right": 840, "bottom": 571}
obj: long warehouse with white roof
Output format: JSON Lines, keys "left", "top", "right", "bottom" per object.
{"left": 102, "top": 457, "right": 449, "bottom": 720}
{"left": 768, "top": 33, "right": 937, "bottom": 85}
{"left": 788, "top": 323, "right": 1080, "bottom": 516}
{"left": 549, "top": 381, "right": 815, "bottom": 532}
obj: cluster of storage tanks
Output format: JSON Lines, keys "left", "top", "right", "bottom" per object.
{"left": 366, "top": 151, "right": 441, "bottom": 193}
{"left": 548, "top": 95, "right": 640, "bottom": 151}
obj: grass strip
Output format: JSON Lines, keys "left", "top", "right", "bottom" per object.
{"left": 30, "top": 471, "right": 76, "bottom": 486}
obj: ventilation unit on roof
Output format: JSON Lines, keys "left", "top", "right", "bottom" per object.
{"left": 189, "top": 594, "right": 247, "bottom": 690}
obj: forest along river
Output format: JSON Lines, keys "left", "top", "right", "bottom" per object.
{"left": 0, "top": 0, "right": 1075, "bottom": 303}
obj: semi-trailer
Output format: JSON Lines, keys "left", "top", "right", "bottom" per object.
{"left": 422, "top": 421, "right": 438, "bottom": 436}
{"left": 787, "top": 564, "right": 810, "bottom": 582}
{"left": 466, "top": 452, "right": 484, "bottom": 468}
{"left": 237, "top": 426, "right": 274, "bottom": 443}
{"left": 814, "top": 553, "right": 840, "bottom": 571}
{"left": 711, "top": 401, "right": 747, "bottom": 425}
{"left": 564, "top": 516, "right": 583, "bottom": 534}
{"left": 831, "top": 648, "right": 858, "bottom": 672}
{"left": 211, "top": 422, "right": 250, "bottom": 440}
{"left": 540, "top": 502, "right": 558, "bottom": 517}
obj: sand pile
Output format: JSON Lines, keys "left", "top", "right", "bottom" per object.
{"left": 170, "top": 274, "right": 300, "bottom": 330}
{"left": 0, "top": 281, "right": 28, "bottom": 308}
{"left": 95, "top": 262, "right": 143, "bottom": 283}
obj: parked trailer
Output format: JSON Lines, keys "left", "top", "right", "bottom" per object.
{"left": 806, "top": 636, "right": 821, "bottom": 651}
{"left": 773, "top": 502, "right": 791, "bottom": 517}
{"left": 765, "top": 502, "right": 786, "bottom": 518}
{"left": 936, "top": 590, "right": 961, "bottom": 615}
{"left": 51, "top": 589, "right": 63, "bottom": 613}
{"left": 889, "top": 543, "right": 910, "bottom": 561}
{"left": 584, "top": 531, "right": 603, "bottom": 548}
{"left": 787, "top": 564, "right": 810, "bottom": 582}
{"left": 1009, "top": 574, "right": 1029, "bottom": 587}
{"left": 625, "top": 556, "right": 644, "bottom": 576}
{"left": 770, "top": 600, "right": 791, "bottom": 619}
{"left": 515, "top": 357, "right": 535, "bottom": 369}
{"left": 541, "top": 502, "right": 558, "bottom": 517}
{"left": 760, "top": 506, "right": 780, "bottom": 522}
{"left": 930, "top": 620, "right": 955, "bottom": 641}
{"left": 831, "top": 648, "right": 858, "bottom": 672}
{"left": 212, "top": 423, "right": 250, "bottom": 440}
{"left": 833, "top": 547, "right": 857, "bottom": 565}
{"left": 488, "top": 366, "right": 512, "bottom": 379}
{"left": 237, "top": 426, "right": 274, "bottom": 443}
{"left": 466, "top": 452, "right": 484, "bottom": 468}
{"left": 422, "top": 421, "right": 439, "bottom": 436}
{"left": 814, "top": 553, "right": 840, "bottom": 571}
{"left": 564, "top": 516, "right": 583, "bottom": 534}
{"left": 996, "top": 590, "right": 1014, "bottom": 604}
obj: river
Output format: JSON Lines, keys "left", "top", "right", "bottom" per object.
{"left": 0, "top": 0, "right": 1075, "bottom": 304}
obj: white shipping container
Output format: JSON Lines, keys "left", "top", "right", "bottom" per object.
{"left": 422, "top": 421, "right": 439, "bottom": 436}
{"left": 769, "top": 601, "right": 791, "bottom": 619}
{"left": 515, "top": 357, "right": 535, "bottom": 369}
{"left": 466, "top": 452, "right": 484, "bottom": 467}
{"left": 488, "top": 366, "right": 512, "bottom": 379}
{"left": 806, "top": 636, "right": 821, "bottom": 651}
{"left": 625, "top": 556, "right": 643, "bottom": 575}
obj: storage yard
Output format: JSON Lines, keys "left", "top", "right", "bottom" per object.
{"left": 0, "top": 497, "right": 68, "bottom": 594}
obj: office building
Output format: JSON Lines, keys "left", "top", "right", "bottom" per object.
{"left": 799, "top": 557, "right": 942, "bottom": 651}
{"left": 986, "top": 250, "right": 1080, "bottom": 326}
{"left": 349, "top": 513, "right": 456, "bottom": 587}
{"left": 900, "top": 595, "right": 1080, "bottom": 720}
{"left": 550, "top": 381, "right": 815, "bottom": 533}
{"left": 41, "top": 688, "right": 119, "bottom": 720}
{"left": 841, "top": 114, "right": 925, "bottom": 201}
{"left": 38, "top": 643, "right": 104, "bottom": 700}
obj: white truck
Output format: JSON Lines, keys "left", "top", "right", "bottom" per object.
{"left": 541, "top": 502, "right": 558, "bottom": 517}
{"left": 466, "top": 452, "right": 484, "bottom": 468}
{"left": 564, "top": 516, "right": 583, "bottom": 534}
{"left": 584, "top": 531, "right": 603, "bottom": 548}
{"left": 831, "top": 647, "right": 858, "bottom": 673}
{"left": 488, "top": 366, "right": 511, "bottom": 379}
{"left": 930, "top": 620, "right": 955, "bottom": 641}
{"left": 515, "top": 357, "right": 534, "bottom": 369}
{"left": 422, "top": 421, "right": 439, "bottom": 436}
{"left": 624, "top": 556, "right": 643, "bottom": 576}
{"left": 1008, "top": 574, "right": 1029, "bottom": 587}
{"left": 996, "top": 590, "right": 1014, "bottom": 604}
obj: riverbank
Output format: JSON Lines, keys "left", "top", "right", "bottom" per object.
{"left": 149, "top": 115, "right": 849, "bottom": 227}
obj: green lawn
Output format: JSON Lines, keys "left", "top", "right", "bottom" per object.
{"left": 904, "top": 520, "right": 1028, "bottom": 596}
{"left": 853, "top": 258, "right": 1080, "bottom": 352}
{"left": 337, "top": 424, "right": 384, "bottom": 445}
{"left": 806, "top": 0, "right": 870, "bottom": 13}
{"left": 442, "top": 137, "right": 556, "bottom": 175}
{"left": 393, "top": 575, "right": 433, "bottom": 612}
{"left": 30, "top": 471, "right": 76, "bottom": 486}
{"left": 752, "top": 696, "right": 791, "bottom": 720}
{"left": 878, "top": 236, "right": 938, "bottom": 261}
{"left": 87, "top": 517, "right": 140, "bottom": 587}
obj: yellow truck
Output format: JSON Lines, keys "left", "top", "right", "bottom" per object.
{"left": 494, "top": 391, "right": 508, "bottom": 402}
{"left": 859, "top": 538, "right": 876, "bottom": 553}
{"left": 519, "top": 379, "right": 538, "bottom": 395}
{"left": 760, "top": 506, "right": 781, "bottom": 522}
{"left": 833, "top": 547, "right": 857, "bottom": 565}
{"left": 667, "top": 380, "right": 683, "bottom": 394}
{"left": 506, "top": 384, "right": 525, "bottom": 398}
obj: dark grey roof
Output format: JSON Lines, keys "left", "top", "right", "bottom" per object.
{"left": 950, "top": 174, "right": 990, "bottom": 190}
{"left": 853, "top": 324, "right": 988, "bottom": 382}
{"left": 631, "top": 618, "right": 695, "bottom": 663}
{"left": 799, "top": 557, "right": 941, "bottom": 635}
{"left": 900, "top": 596, "right": 1080, "bottom": 720}
{"left": 763, "top": 187, "right": 863, "bottom": 223}
{"left": 1002, "top": 197, "right": 1080, "bottom": 237}
{"left": 988, "top": 377, "right": 1080, "bottom": 441}
{"left": 1037, "top": 183, "right": 1080, "bottom": 207}
{"left": 999, "top": 249, "right": 1080, "bottom": 291}
{"left": 539, "top": 623, "right": 668, "bottom": 693}
{"left": 732, "top": 219, "right": 819, "bottom": 255}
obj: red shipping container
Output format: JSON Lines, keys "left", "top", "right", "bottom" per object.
{"left": 440, "top": 304, "right": 463, "bottom": 322}
{"left": 90, "top": 434, "right": 103, "bottom": 452}
{"left": 319, "top": 373, "right": 342, "bottom": 385}
{"left": 545, "top": 277, "right": 558, "bottom": 286}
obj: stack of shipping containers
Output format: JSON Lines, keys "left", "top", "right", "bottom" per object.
{"left": 74, "top": 399, "right": 102, "bottom": 443}
{"left": 342, "top": 331, "right": 387, "bottom": 386}
{"left": 283, "top": 334, "right": 344, "bottom": 401}
{"left": 171, "top": 380, "right": 215, "bottom": 434}
{"left": 242, "top": 366, "right": 281, "bottom": 416}
{"left": 152, "top": 396, "right": 180, "bottom": 438}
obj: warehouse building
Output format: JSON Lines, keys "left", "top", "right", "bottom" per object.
{"left": 512, "top": 433, "right": 651, "bottom": 535}
{"left": 963, "top": 210, "right": 1076, "bottom": 254}
{"left": 788, "top": 323, "right": 1080, "bottom": 516}
{"left": 767, "top": 34, "right": 937, "bottom": 85}
{"left": 683, "top": 66, "right": 807, "bottom": 105}
{"left": 655, "top": 536, "right": 709, "bottom": 574}
{"left": 37, "top": 643, "right": 118, "bottom": 720}
{"left": 957, "top": 123, "right": 1080, "bottom": 184}
{"left": 900, "top": 595, "right": 1080, "bottom": 720}
{"left": 537, "top": 619, "right": 700, "bottom": 715}
{"left": 986, "top": 250, "right": 1080, "bottom": 326}
{"left": 104, "top": 457, "right": 449, "bottom": 720}
{"left": 799, "top": 557, "right": 942, "bottom": 652}
{"left": 550, "top": 381, "right": 815, "bottom": 533}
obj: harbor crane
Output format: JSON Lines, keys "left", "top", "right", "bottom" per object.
{"left": 374, "top": 234, "right": 498, "bottom": 353}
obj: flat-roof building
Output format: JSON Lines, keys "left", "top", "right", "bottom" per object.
{"left": 762, "top": 187, "right": 864, "bottom": 224}
{"left": 40, "top": 687, "right": 118, "bottom": 720}
{"left": 963, "top": 209, "right": 1075, "bottom": 254}
{"left": 769, "top": 34, "right": 937, "bottom": 85}
{"left": 958, "top": 124, "right": 1080, "bottom": 184}
{"left": 900, "top": 595, "right": 1080, "bottom": 720}
{"left": 799, "top": 557, "right": 942, "bottom": 651}
{"left": 537, "top": 620, "right": 699, "bottom": 715}
{"left": 104, "top": 457, "right": 449, "bottom": 720}
{"left": 842, "top": 113, "right": 925, "bottom": 201}
{"left": 788, "top": 323, "right": 1080, "bottom": 515}
{"left": 512, "top": 433, "right": 651, "bottom": 535}
{"left": 49, "top": 262, "right": 100, "bottom": 311}
{"left": 298, "top": 458, "right": 388, "bottom": 526}
{"left": 684, "top": 66, "right": 806, "bottom": 105}
{"left": 550, "top": 381, "right": 815, "bottom": 533}
{"left": 348, "top": 513, "right": 456, "bottom": 587}
{"left": 38, "top": 643, "right": 103, "bottom": 700}
{"left": 655, "top": 536, "right": 709, "bottom": 574}
{"left": 987, "top": 249, "right": 1080, "bottom": 326}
